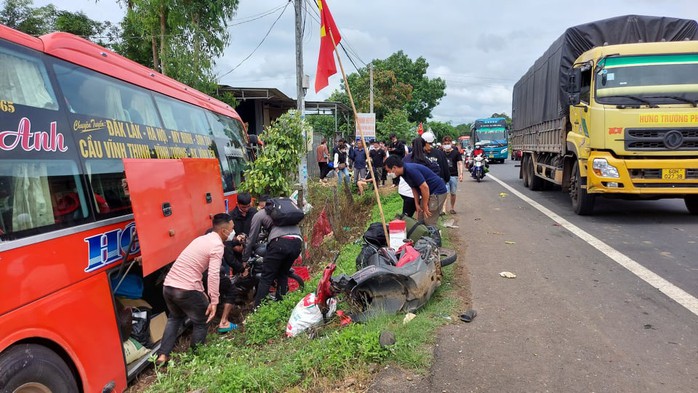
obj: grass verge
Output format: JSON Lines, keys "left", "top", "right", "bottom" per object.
{"left": 141, "top": 190, "right": 459, "bottom": 393}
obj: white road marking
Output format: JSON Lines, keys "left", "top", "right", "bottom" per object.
{"left": 488, "top": 174, "right": 698, "bottom": 317}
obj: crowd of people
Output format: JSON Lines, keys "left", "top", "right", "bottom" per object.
{"left": 317, "top": 131, "right": 465, "bottom": 220}
{"left": 155, "top": 192, "right": 302, "bottom": 366}
{"left": 154, "top": 130, "right": 468, "bottom": 366}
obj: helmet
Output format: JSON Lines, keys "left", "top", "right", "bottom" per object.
{"left": 475, "top": 144, "right": 481, "bottom": 148}
{"left": 421, "top": 131, "right": 436, "bottom": 144}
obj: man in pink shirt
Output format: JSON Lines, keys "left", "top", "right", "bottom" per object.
{"left": 156, "top": 213, "right": 233, "bottom": 365}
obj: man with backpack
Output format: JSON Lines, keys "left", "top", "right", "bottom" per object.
{"left": 243, "top": 198, "right": 303, "bottom": 308}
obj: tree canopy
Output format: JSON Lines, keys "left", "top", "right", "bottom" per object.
{"left": 0, "top": 0, "right": 118, "bottom": 47}
{"left": 331, "top": 51, "right": 446, "bottom": 125}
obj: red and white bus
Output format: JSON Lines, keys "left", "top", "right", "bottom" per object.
{"left": 0, "top": 24, "right": 249, "bottom": 392}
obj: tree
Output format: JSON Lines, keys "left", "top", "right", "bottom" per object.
{"left": 0, "top": 0, "right": 119, "bottom": 48}
{"left": 376, "top": 109, "right": 414, "bottom": 143}
{"left": 426, "top": 121, "right": 458, "bottom": 142}
{"left": 330, "top": 51, "right": 445, "bottom": 125}
{"left": 238, "top": 112, "right": 308, "bottom": 197}
{"left": 120, "top": 0, "right": 239, "bottom": 93}
{"left": 375, "top": 51, "right": 446, "bottom": 123}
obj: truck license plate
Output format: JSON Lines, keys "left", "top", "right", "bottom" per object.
{"left": 662, "top": 168, "right": 685, "bottom": 180}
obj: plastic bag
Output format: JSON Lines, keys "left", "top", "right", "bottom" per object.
{"left": 286, "top": 293, "right": 337, "bottom": 337}
{"left": 131, "top": 307, "right": 152, "bottom": 348}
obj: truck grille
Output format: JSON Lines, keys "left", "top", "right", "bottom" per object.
{"left": 625, "top": 128, "right": 698, "bottom": 151}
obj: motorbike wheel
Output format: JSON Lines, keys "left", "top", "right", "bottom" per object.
{"left": 288, "top": 272, "right": 305, "bottom": 291}
{"left": 439, "top": 248, "right": 457, "bottom": 267}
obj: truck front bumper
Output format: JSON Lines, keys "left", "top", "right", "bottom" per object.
{"left": 586, "top": 151, "right": 698, "bottom": 195}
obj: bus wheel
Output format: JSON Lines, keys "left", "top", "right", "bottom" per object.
{"left": 0, "top": 344, "right": 78, "bottom": 393}
{"left": 685, "top": 196, "right": 698, "bottom": 215}
{"left": 569, "top": 161, "right": 595, "bottom": 215}
{"left": 528, "top": 158, "right": 544, "bottom": 191}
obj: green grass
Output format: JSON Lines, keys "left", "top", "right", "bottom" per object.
{"left": 143, "top": 191, "right": 459, "bottom": 393}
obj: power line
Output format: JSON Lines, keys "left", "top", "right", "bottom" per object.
{"left": 217, "top": 1, "right": 292, "bottom": 80}
{"left": 229, "top": 3, "right": 289, "bottom": 26}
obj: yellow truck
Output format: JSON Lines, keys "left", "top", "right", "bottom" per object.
{"left": 511, "top": 15, "right": 698, "bottom": 214}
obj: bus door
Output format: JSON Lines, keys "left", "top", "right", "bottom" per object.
{"left": 123, "top": 158, "right": 224, "bottom": 276}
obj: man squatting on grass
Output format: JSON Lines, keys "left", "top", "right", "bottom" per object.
{"left": 384, "top": 155, "right": 447, "bottom": 226}
{"left": 156, "top": 213, "right": 234, "bottom": 366}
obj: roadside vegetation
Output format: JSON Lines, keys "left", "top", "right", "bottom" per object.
{"left": 137, "top": 188, "right": 460, "bottom": 392}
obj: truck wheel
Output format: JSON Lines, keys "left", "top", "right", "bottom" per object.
{"left": 570, "top": 161, "right": 595, "bottom": 215}
{"left": 0, "top": 344, "right": 78, "bottom": 393}
{"left": 684, "top": 196, "right": 698, "bottom": 215}
{"left": 522, "top": 156, "right": 530, "bottom": 187}
{"left": 528, "top": 159, "right": 544, "bottom": 191}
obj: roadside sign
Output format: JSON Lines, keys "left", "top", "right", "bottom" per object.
{"left": 355, "top": 113, "right": 376, "bottom": 141}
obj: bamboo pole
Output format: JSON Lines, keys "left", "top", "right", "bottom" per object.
{"left": 328, "top": 31, "right": 391, "bottom": 247}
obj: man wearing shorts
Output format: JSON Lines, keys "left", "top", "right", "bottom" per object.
{"left": 441, "top": 136, "right": 463, "bottom": 214}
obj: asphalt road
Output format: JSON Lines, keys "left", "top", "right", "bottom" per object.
{"left": 370, "top": 160, "right": 698, "bottom": 393}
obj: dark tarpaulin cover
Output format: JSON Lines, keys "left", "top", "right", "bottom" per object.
{"left": 512, "top": 15, "right": 698, "bottom": 131}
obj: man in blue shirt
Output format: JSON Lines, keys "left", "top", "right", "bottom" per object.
{"left": 385, "top": 155, "right": 447, "bottom": 225}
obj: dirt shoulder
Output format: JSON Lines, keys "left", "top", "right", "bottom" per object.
{"left": 368, "top": 208, "right": 471, "bottom": 393}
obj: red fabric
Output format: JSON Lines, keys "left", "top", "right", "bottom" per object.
{"left": 395, "top": 244, "right": 420, "bottom": 267}
{"left": 417, "top": 122, "right": 424, "bottom": 135}
{"left": 314, "top": 263, "right": 336, "bottom": 306}
{"left": 315, "top": 0, "right": 342, "bottom": 93}
{"left": 311, "top": 208, "right": 332, "bottom": 247}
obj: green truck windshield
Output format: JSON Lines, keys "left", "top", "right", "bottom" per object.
{"left": 596, "top": 54, "right": 698, "bottom": 99}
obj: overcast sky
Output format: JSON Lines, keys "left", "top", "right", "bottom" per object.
{"left": 39, "top": 0, "right": 698, "bottom": 124}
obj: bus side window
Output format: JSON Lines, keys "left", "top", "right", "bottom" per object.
{"left": 85, "top": 160, "right": 132, "bottom": 218}
{"left": 0, "top": 160, "right": 87, "bottom": 241}
{"left": 0, "top": 44, "right": 58, "bottom": 110}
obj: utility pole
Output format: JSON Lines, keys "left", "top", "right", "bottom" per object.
{"left": 295, "top": 0, "right": 308, "bottom": 202}
{"left": 369, "top": 63, "right": 374, "bottom": 114}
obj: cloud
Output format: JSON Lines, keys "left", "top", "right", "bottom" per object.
{"left": 35, "top": 0, "right": 698, "bottom": 125}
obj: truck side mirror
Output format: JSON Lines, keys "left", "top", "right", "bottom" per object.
{"left": 568, "top": 68, "right": 582, "bottom": 94}
{"left": 567, "top": 68, "right": 582, "bottom": 105}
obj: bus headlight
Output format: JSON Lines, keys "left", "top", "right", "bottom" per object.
{"left": 501, "top": 148, "right": 508, "bottom": 154}
{"left": 592, "top": 158, "right": 619, "bottom": 178}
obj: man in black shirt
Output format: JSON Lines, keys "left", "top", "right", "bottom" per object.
{"left": 230, "top": 192, "right": 257, "bottom": 236}
{"left": 387, "top": 134, "right": 405, "bottom": 186}
{"left": 441, "top": 136, "right": 463, "bottom": 214}
{"left": 369, "top": 140, "right": 387, "bottom": 187}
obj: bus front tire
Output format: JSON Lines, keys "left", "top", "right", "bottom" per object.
{"left": 0, "top": 344, "right": 78, "bottom": 393}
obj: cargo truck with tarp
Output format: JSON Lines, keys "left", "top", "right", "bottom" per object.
{"left": 510, "top": 15, "right": 698, "bottom": 215}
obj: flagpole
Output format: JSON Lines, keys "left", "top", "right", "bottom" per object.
{"left": 327, "top": 31, "right": 390, "bottom": 248}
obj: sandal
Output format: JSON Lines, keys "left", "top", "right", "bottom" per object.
{"left": 217, "top": 322, "right": 238, "bottom": 333}
{"left": 449, "top": 210, "right": 457, "bottom": 214}
{"left": 155, "top": 354, "right": 170, "bottom": 367}
{"left": 459, "top": 309, "right": 477, "bottom": 323}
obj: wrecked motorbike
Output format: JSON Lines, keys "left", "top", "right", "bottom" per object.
{"left": 330, "top": 236, "right": 454, "bottom": 322}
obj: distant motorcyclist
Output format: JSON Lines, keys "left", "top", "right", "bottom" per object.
{"left": 468, "top": 143, "right": 485, "bottom": 172}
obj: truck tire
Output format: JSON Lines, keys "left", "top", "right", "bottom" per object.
{"left": 0, "top": 344, "right": 78, "bottom": 393}
{"left": 570, "top": 161, "right": 595, "bottom": 215}
{"left": 527, "top": 158, "right": 544, "bottom": 191}
{"left": 684, "top": 196, "right": 698, "bottom": 215}
{"left": 522, "top": 156, "right": 530, "bottom": 188}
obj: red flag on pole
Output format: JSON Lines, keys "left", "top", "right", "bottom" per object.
{"left": 315, "top": 0, "right": 342, "bottom": 93}
{"left": 417, "top": 122, "right": 424, "bottom": 135}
